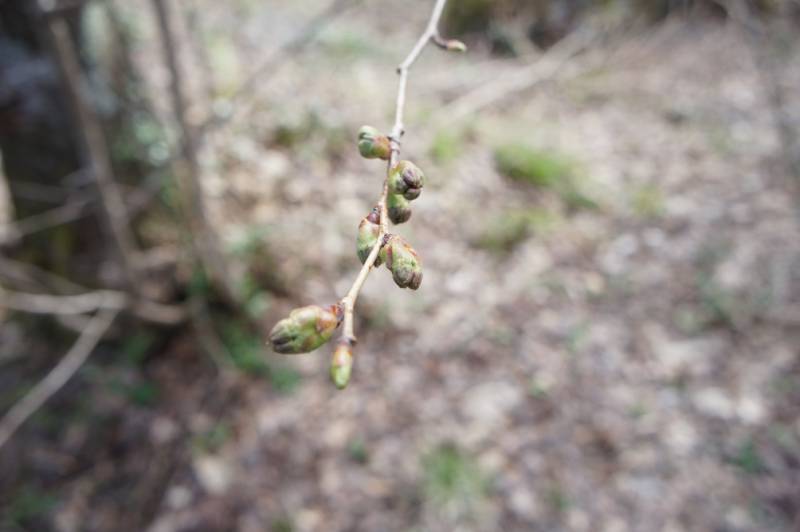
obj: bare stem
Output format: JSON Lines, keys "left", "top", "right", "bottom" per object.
{"left": 339, "top": 0, "right": 451, "bottom": 345}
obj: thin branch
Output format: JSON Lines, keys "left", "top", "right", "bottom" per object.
{"left": 439, "top": 29, "right": 592, "bottom": 122}
{"left": 0, "top": 197, "right": 94, "bottom": 244}
{"left": 0, "top": 288, "right": 127, "bottom": 315}
{"left": 339, "top": 0, "right": 451, "bottom": 345}
{"left": 0, "top": 307, "right": 118, "bottom": 450}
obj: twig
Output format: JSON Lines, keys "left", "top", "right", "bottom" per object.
{"left": 0, "top": 288, "right": 127, "bottom": 314}
{"left": 339, "top": 0, "right": 452, "bottom": 345}
{"left": 0, "top": 307, "right": 118, "bottom": 450}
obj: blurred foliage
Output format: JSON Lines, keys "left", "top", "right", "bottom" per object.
{"left": 348, "top": 437, "right": 369, "bottom": 464}
{"left": 2, "top": 484, "right": 58, "bottom": 529}
{"left": 220, "top": 319, "right": 302, "bottom": 393}
{"left": 729, "top": 439, "right": 765, "bottom": 475}
{"left": 193, "top": 422, "right": 232, "bottom": 454}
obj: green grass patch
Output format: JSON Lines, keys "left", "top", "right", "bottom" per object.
{"left": 630, "top": 183, "right": 665, "bottom": 219}
{"left": 429, "top": 129, "right": 464, "bottom": 165}
{"left": 494, "top": 143, "right": 597, "bottom": 210}
{"left": 472, "top": 208, "right": 558, "bottom": 254}
{"left": 421, "top": 444, "right": 488, "bottom": 508}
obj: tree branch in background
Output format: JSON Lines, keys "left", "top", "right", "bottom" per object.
{"left": 196, "top": 0, "right": 359, "bottom": 139}
{"left": 150, "top": 0, "right": 240, "bottom": 307}
{"left": 46, "top": 17, "right": 142, "bottom": 291}
{"left": 0, "top": 307, "right": 119, "bottom": 450}
{"left": 438, "top": 28, "right": 592, "bottom": 123}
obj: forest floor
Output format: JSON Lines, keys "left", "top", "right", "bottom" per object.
{"left": 4, "top": 2, "right": 800, "bottom": 531}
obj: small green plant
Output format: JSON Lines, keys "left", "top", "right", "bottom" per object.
{"left": 494, "top": 143, "right": 596, "bottom": 210}
{"left": 494, "top": 143, "right": 571, "bottom": 188}
{"left": 193, "top": 422, "right": 231, "bottom": 454}
{"left": 422, "top": 444, "right": 489, "bottom": 508}
{"left": 472, "top": 208, "right": 557, "bottom": 254}
{"left": 223, "top": 320, "right": 270, "bottom": 376}
{"left": 267, "top": 2, "right": 466, "bottom": 389}
{"left": 348, "top": 438, "right": 370, "bottom": 464}
{"left": 730, "top": 439, "right": 764, "bottom": 475}
{"left": 630, "top": 183, "right": 665, "bottom": 219}
{"left": 3, "top": 485, "right": 58, "bottom": 527}
{"left": 429, "top": 129, "right": 463, "bottom": 164}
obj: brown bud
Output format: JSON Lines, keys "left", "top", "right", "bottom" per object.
{"left": 357, "top": 126, "right": 391, "bottom": 160}
{"left": 379, "top": 235, "right": 423, "bottom": 290}
{"left": 388, "top": 160, "right": 425, "bottom": 201}
{"left": 330, "top": 342, "right": 354, "bottom": 389}
{"left": 387, "top": 194, "right": 412, "bottom": 224}
{"left": 268, "top": 304, "right": 341, "bottom": 354}
{"left": 356, "top": 211, "right": 382, "bottom": 266}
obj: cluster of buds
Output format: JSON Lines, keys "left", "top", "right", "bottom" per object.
{"left": 269, "top": 304, "right": 342, "bottom": 354}
{"left": 386, "top": 160, "right": 425, "bottom": 224}
{"left": 268, "top": 126, "right": 428, "bottom": 390}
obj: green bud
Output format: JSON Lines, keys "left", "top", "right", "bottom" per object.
{"left": 387, "top": 194, "right": 412, "bottom": 224}
{"left": 357, "top": 125, "right": 391, "bottom": 160}
{"left": 330, "top": 342, "right": 354, "bottom": 390}
{"left": 445, "top": 39, "right": 467, "bottom": 53}
{"left": 269, "top": 304, "right": 341, "bottom": 354}
{"left": 388, "top": 160, "right": 425, "bottom": 201}
{"left": 379, "top": 235, "right": 423, "bottom": 290}
{"left": 356, "top": 209, "right": 382, "bottom": 266}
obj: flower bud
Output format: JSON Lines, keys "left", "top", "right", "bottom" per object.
{"left": 379, "top": 235, "right": 423, "bottom": 290}
{"left": 387, "top": 194, "right": 412, "bottom": 224}
{"left": 357, "top": 125, "right": 391, "bottom": 160}
{"left": 330, "top": 342, "right": 354, "bottom": 390}
{"left": 356, "top": 211, "right": 382, "bottom": 266}
{"left": 388, "top": 160, "right": 425, "bottom": 201}
{"left": 269, "top": 304, "right": 341, "bottom": 354}
{"left": 445, "top": 39, "right": 467, "bottom": 52}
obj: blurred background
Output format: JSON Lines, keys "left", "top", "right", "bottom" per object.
{"left": 1, "top": 0, "right": 800, "bottom": 530}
